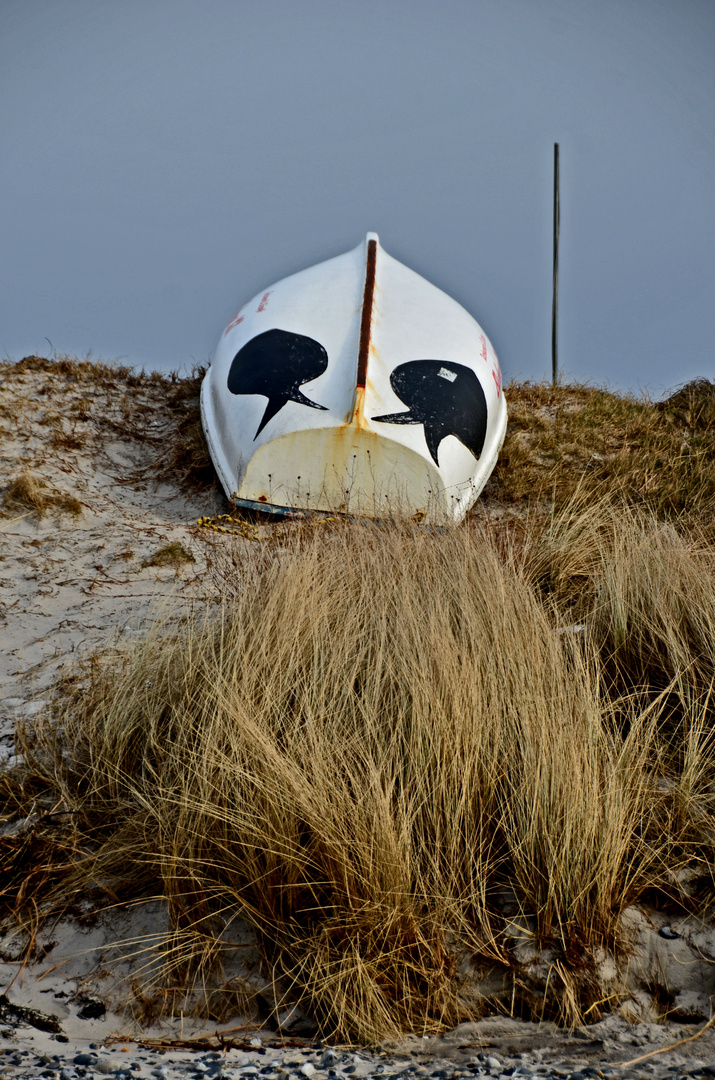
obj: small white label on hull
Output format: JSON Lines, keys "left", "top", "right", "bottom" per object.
{"left": 437, "top": 366, "right": 457, "bottom": 382}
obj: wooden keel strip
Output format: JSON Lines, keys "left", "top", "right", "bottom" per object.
{"left": 356, "top": 238, "right": 377, "bottom": 390}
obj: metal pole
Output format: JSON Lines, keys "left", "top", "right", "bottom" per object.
{"left": 552, "top": 143, "right": 560, "bottom": 385}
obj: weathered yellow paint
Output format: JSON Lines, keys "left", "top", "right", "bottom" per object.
{"left": 238, "top": 423, "right": 445, "bottom": 520}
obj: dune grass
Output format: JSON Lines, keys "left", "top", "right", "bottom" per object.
{"left": 489, "top": 378, "right": 715, "bottom": 520}
{"left": 4, "top": 503, "right": 715, "bottom": 1038}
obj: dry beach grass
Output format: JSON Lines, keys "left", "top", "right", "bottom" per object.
{"left": 2, "top": 358, "right": 715, "bottom": 1046}
{"left": 489, "top": 376, "right": 715, "bottom": 518}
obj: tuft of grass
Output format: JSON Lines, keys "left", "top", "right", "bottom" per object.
{"left": 3, "top": 471, "right": 52, "bottom": 515}
{"left": 7, "top": 508, "right": 715, "bottom": 1037}
{"left": 144, "top": 368, "right": 217, "bottom": 492}
{"left": 2, "top": 470, "right": 82, "bottom": 517}
{"left": 589, "top": 518, "right": 715, "bottom": 699}
{"left": 143, "top": 541, "right": 194, "bottom": 568}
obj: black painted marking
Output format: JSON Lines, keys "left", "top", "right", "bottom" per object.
{"left": 372, "top": 360, "right": 488, "bottom": 466}
{"left": 227, "top": 328, "right": 328, "bottom": 439}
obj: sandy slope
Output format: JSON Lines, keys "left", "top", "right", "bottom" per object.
{"left": 0, "top": 359, "right": 223, "bottom": 761}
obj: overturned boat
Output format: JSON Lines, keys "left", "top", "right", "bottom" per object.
{"left": 201, "top": 233, "right": 507, "bottom": 523}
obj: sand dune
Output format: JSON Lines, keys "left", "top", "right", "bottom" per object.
{"left": 1, "top": 358, "right": 715, "bottom": 1077}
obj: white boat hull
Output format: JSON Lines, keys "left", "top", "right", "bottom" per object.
{"left": 201, "top": 234, "right": 507, "bottom": 523}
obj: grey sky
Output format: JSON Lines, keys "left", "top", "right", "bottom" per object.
{"left": 1, "top": 0, "right": 713, "bottom": 394}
